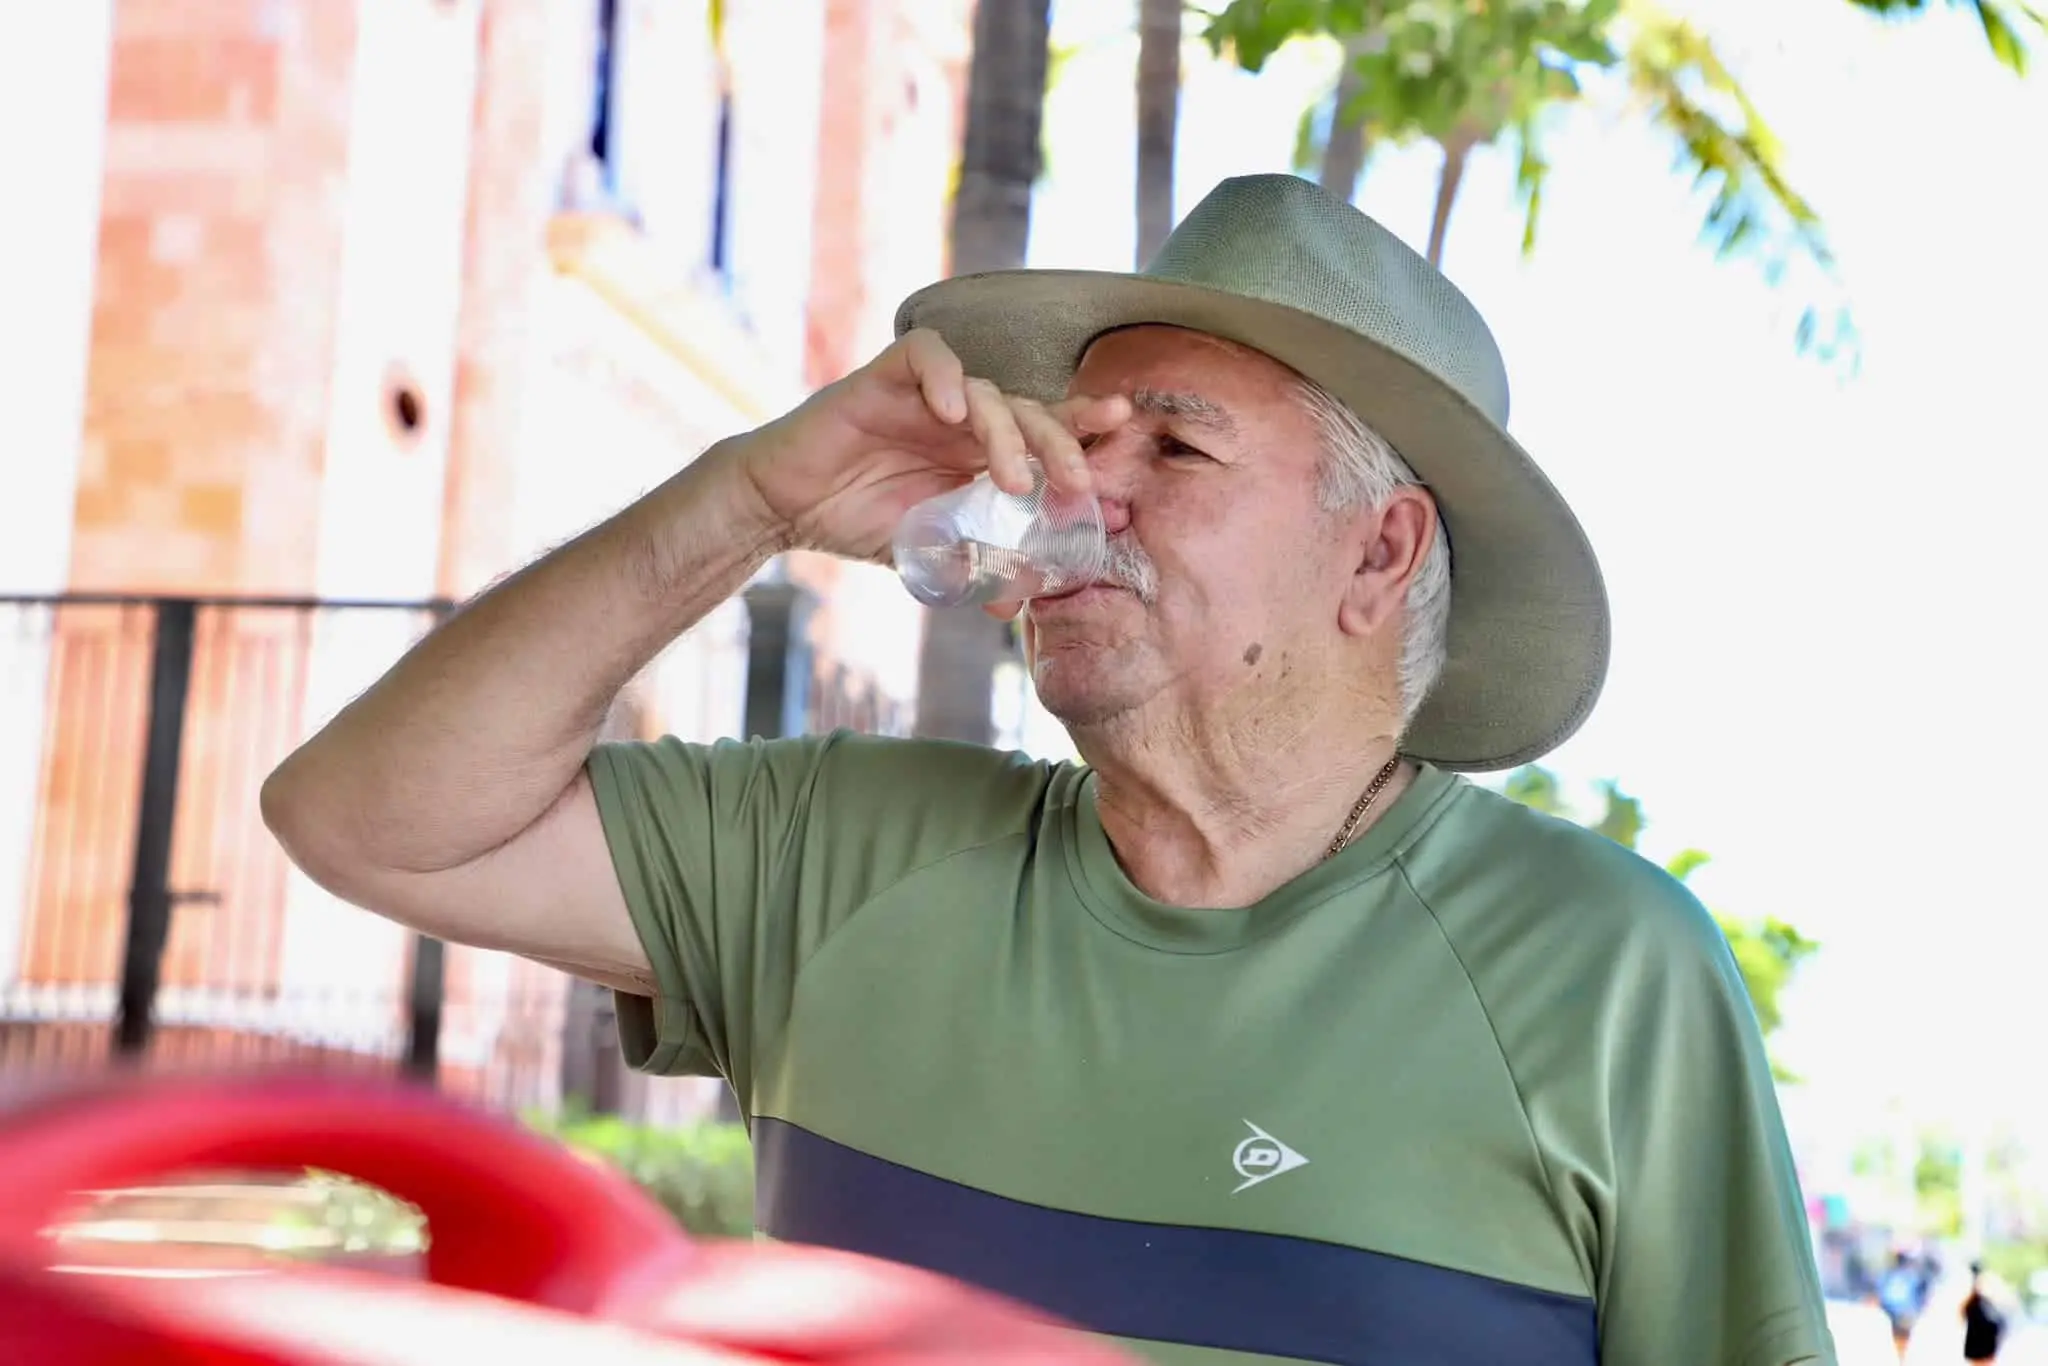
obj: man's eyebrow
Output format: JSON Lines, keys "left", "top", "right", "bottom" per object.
{"left": 1128, "top": 387, "right": 1237, "bottom": 435}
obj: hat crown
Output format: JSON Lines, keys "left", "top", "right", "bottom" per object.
{"left": 1142, "top": 174, "right": 1511, "bottom": 425}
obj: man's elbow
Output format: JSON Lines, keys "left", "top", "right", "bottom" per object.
{"left": 259, "top": 753, "right": 305, "bottom": 853}
{"left": 260, "top": 753, "right": 472, "bottom": 944}
{"left": 260, "top": 745, "right": 314, "bottom": 841}
{"left": 260, "top": 751, "right": 366, "bottom": 903}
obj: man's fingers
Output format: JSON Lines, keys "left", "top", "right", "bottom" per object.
{"left": 1013, "top": 398, "right": 1093, "bottom": 495}
{"left": 899, "top": 327, "right": 968, "bottom": 424}
{"left": 965, "top": 378, "right": 1034, "bottom": 495}
{"left": 900, "top": 344, "right": 1120, "bottom": 497}
{"left": 1052, "top": 392, "right": 1132, "bottom": 437}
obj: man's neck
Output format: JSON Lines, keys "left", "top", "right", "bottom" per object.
{"left": 1075, "top": 702, "right": 1411, "bottom": 910}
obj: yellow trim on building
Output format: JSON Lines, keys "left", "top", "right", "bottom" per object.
{"left": 545, "top": 212, "right": 795, "bottom": 423}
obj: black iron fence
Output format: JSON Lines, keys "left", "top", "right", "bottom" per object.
{"left": 0, "top": 582, "right": 910, "bottom": 1117}
{"left": 0, "top": 595, "right": 494, "bottom": 1088}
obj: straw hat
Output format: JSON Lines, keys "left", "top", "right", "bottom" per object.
{"left": 895, "top": 173, "right": 1608, "bottom": 771}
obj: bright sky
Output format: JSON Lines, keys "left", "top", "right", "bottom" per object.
{"left": 1027, "top": 0, "right": 2048, "bottom": 1156}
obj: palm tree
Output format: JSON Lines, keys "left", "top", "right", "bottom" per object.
{"left": 1207, "top": 0, "right": 2040, "bottom": 359}
{"left": 1136, "top": 0, "right": 1185, "bottom": 265}
{"left": 1316, "top": 34, "right": 1376, "bottom": 202}
{"left": 950, "top": 0, "right": 1055, "bottom": 277}
{"left": 913, "top": 0, "right": 1053, "bottom": 745}
{"left": 1204, "top": 0, "right": 1838, "bottom": 348}
{"left": 1843, "top": 0, "right": 2045, "bottom": 72}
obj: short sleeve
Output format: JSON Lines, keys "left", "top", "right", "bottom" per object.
{"left": 1595, "top": 907, "right": 1836, "bottom": 1366}
{"left": 584, "top": 730, "right": 1052, "bottom": 1106}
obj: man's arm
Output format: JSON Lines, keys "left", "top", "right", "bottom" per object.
{"left": 259, "top": 441, "right": 788, "bottom": 993}
{"left": 259, "top": 329, "right": 1098, "bottom": 996}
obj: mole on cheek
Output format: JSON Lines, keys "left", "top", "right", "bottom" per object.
{"left": 1243, "top": 642, "right": 1263, "bottom": 666}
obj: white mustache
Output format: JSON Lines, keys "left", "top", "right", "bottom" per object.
{"left": 1099, "top": 534, "right": 1158, "bottom": 603}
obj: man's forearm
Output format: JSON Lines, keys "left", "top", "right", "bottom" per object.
{"left": 262, "top": 439, "right": 789, "bottom": 878}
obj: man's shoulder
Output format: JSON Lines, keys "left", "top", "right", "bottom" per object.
{"left": 590, "top": 728, "right": 1083, "bottom": 936}
{"left": 1415, "top": 778, "right": 1732, "bottom": 980}
{"left": 693, "top": 728, "right": 1078, "bottom": 846}
{"left": 801, "top": 728, "right": 1070, "bottom": 800}
{"left": 656, "top": 727, "right": 1065, "bottom": 780}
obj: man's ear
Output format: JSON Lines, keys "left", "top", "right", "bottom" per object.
{"left": 1337, "top": 487, "right": 1437, "bottom": 640}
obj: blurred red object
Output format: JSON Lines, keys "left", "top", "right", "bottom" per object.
{"left": 0, "top": 1070, "right": 1131, "bottom": 1365}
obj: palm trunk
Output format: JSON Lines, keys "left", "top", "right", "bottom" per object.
{"left": 946, "top": 0, "right": 1051, "bottom": 276}
{"left": 914, "top": 0, "right": 1051, "bottom": 745}
{"left": 1134, "top": 0, "right": 1181, "bottom": 266}
{"left": 1317, "top": 35, "right": 1373, "bottom": 203}
{"left": 1425, "top": 133, "right": 1476, "bottom": 268}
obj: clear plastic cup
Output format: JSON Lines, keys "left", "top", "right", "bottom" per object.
{"left": 892, "top": 462, "right": 1106, "bottom": 609}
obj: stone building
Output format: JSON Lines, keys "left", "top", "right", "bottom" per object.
{"left": 0, "top": 0, "right": 972, "bottom": 1123}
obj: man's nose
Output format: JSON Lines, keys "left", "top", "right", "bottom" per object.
{"left": 1080, "top": 430, "right": 1137, "bottom": 536}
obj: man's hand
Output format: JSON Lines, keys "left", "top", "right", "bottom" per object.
{"left": 736, "top": 328, "right": 1130, "bottom": 564}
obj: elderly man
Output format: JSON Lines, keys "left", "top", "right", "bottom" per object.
{"left": 262, "top": 175, "right": 1833, "bottom": 1365}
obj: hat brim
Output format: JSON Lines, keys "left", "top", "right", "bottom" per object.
{"left": 895, "top": 269, "right": 1610, "bottom": 773}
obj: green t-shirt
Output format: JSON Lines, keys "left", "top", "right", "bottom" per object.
{"left": 587, "top": 730, "right": 1835, "bottom": 1366}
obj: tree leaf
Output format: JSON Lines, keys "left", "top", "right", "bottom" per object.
{"left": 1973, "top": 0, "right": 2033, "bottom": 72}
{"left": 1293, "top": 98, "right": 1327, "bottom": 173}
{"left": 1590, "top": 779, "right": 1646, "bottom": 850}
{"left": 1840, "top": 0, "right": 2044, "bottom": 72}
{"left": 1512, "top": 112, "right": 1551, "bottom": 256}
{"left": 1665, "top": 848, "right": 1713, "bottom": 883}
{"left": 1502, "top": 764, "right": 1570, "bottom": 818}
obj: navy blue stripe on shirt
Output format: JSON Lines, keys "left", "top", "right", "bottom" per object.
{"left": 752, "top": 1117, "right": 1596, "bottom": 1366}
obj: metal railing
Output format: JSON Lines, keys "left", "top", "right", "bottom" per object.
{"left": 0, "top": 594, "right": 474, "bottom": 1087}
{"left": 1, "top": 583, "right": 913, "bottom": 1119}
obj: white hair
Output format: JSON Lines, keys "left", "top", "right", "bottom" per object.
{"left": 1294, "top": 380, "right": 1453, "bottom": 728}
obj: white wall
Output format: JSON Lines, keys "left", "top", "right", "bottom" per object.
{"left": 855, "top": 5, "right": 971, "bottom": 364}
{"left": 611, "top": 0, "right": 721, "bottom": 264}
{"left": 276, "top": 0, "right": 482, "bottom": 1036}
{"left": 513, "top": 269, "right": 784, "bottom": 565}
{"left": 722, "top": 0, "right": 825, "bottom": 376}
{"left": 538, "top": 0, "right": 608, "bottom": 201}
{"left": 0, "top": 0, "right": 114, "bottom": 992}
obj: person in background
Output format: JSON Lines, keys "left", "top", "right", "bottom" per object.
{"left": 1963, "top": 1260, "right": 2007, "bottom": 1364}
{"left": 1880, "top": 1250, "right": 1930, "bottom": 1360}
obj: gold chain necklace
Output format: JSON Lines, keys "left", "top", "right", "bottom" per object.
{"left": 1323, "top": 755, "right": 1403, "bottom": 861}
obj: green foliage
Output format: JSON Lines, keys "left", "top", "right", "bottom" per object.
{"left": 1858, "top": 1126, "right": 2048, "bottom": 1286}
{"left": 1586, "top": 778, "right": 1644, "bottom": 848}
{"left": 1983, "top": 1240, "right": 2048, "bottom": 1309}
{"left": 1915, "top": 1132, "right": 1967, "bottom": 1238}
{"left": 1293, "top": 98, "right": 1331, "bottom": 174}
{"left": 1716, "top": 912, "right": 1819, "bottom": 1041}
{"left": 1501, "top": 764, "right": 1567, "bottom": 814}
{"left": 1500, "top": 765, "right": 1819, "bottom": 1072}
{"left": 1212, "top": 0, "right": 1612, "bottom": 137}
{"left": 252, "top": 1120, "right": 757, "bottom": 1254}
{"left": 239, "top": 1171, "right": 428, "bottom": 1259}
{"left": 1842, "top": 0, "right": 2048, "bottom": 74}
{"left": 526, "top": 1110, "right": 757, "bottom": 1239}
{"left": 1197, "top": 0, "right": 1858, "bottom": 364}
{"left": 293, "top": 1170, "right": 429, "bottom": 1255}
